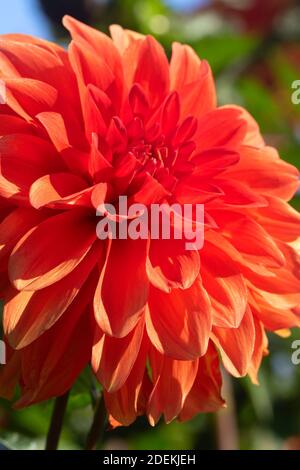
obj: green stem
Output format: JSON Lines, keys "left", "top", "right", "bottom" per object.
{"left": 85, "top": 394, "right": 107, "bottom": 450}
{"left": 45, "top": 391, "right": 70, "bottom": 450}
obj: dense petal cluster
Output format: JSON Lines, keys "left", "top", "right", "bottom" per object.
{"left": 0, "top": 17, "right": 299, "bottom": 426}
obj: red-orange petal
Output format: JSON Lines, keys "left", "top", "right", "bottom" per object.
{"left": 9, "top": 209, "right": 96, "bottom": 291}
{"left": 92, "top": 317, "right": 145, "bottom": 393}
{"left": 146, "top": 278, "right": 211, "bottom": 360}
{"left": 212, "top": 306, "right": 255, "bottom": 377}
{"left": 94, "top": 238, "right": 149, "bottom": 337}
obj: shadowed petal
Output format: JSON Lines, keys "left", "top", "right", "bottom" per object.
{"left": 9, "top": 209, "right": 97, "bottom": 291}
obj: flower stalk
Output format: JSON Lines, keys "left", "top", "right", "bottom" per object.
{"left": 85, "top": 394, "right": 107, "bottom": 450}
{"left": 45, "top": 391, "right": 70, "bottom": 450}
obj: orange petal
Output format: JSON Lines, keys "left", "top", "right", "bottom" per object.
{"left": 170, "top": 43, "right": 216, "bottom": 115}
{"left": 9, "top": 209, "right": 96, "bottom": 291}
{"left": 110, "top": 24, "right": 145, "bottom": 54}
{"left": 15, "top": 289, "right": 94, "bottom": 408}
{"left": 176, "top": 61, "right": 216, "bottom": 118}
{"left": 170, "top": 42, "right": 202, "bottom": 90}
{"left": 179, "top": 342, "right": 225, "bottom": 421}
{"left": 63, "top": 15, "right": 123, "bottom": 80}
{"left": 248, "top": 317, "right": 269, "bottom": 385}
{"left": 0, "top": 37, "right": 57, "bottom": 78}
{"left": 254, "top": 196, "right": 300, "bottom": 242}
{"left": 0, "top": 208, "right": 46, "bottom": 264}
{"left": 94, "top": 238, "right": 149, "bottom": 337}
{"left": 222, "top": 105, "right": 265, "bottom": 147}
{"left": 133, "top": 36, "right": 169, "bottom": 108}
{"left": 147, "top": 238, "right": 200, "bottom": 293}
{"left": 4, "top": 243, "right": 100, "bottom": 348}
{"left": 0, "top": 134, "right": 64, "bottom": 200}
{"left": 212, "top": 306, "right": 255, "bottom": 377}
{"left": 201, "top": 242, "right": 248, "bottom": 328}
{"left": 194, "top": 107, "right": 247, "bottom": 151}
{"left": 251, "top": 291, "right": 300, "bottom": 330}
{"left": 92, "top": 317, "right": 145, "bottom": 393}
{"left": 68, "top": 40, "right": 121, "bottom": 110}
{"left": 147, "top": 278, "right": 211, "bottom": 360}
{"left": 147, "top": 347, "right": 198, "bottom": 425}
{"left": 29, "top": 173, "right": 88, "bottom": 209}
{"left": 227, "top": 146, "right": 299, "bottom": 201}
{"left": 3, "top": 78, "right": 57, "bottom": 121}
{"left": 212, "top": 211, "right": 286, "bottom": 268}
{"left": 104, "top": 334, "right": 149, "bottom": 426}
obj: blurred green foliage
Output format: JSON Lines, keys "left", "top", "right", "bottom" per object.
{"left": 0, "top": 0, "right": 300, "bottom": 451}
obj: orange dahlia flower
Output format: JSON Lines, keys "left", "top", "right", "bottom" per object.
{"left": 0, "top": 17, "right": 299, "bottom": 427}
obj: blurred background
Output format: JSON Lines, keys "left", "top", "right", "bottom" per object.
{"left": 0, "top": 0, "right": 300, "bottom": 451}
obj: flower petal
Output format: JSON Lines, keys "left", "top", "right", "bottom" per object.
{"left": 3, "top": 78, "right": 57, "bottom": 121}
{"left": 0, "top": 208, "right": 46, "bottom": 264}
{"left": 92, "top": 317, "right": 145, "bottom": 393}
{"left": 201, "top": 241, "right": 248, "bottom": 328}
{"left": 15, "top": 288, "right": 94, "bottom": 408}
{"left": 29, "top": 173, "right": 89, "bottom": 209}
{"left": 248, "top": 317, "right": 269, "bottom": 385}
{"left": 147, "top": 239, "right": 200, "bottom": 293}
{"left": 212, "top": 306, "right": 255, "bottom": 377}
{"left": 147, "top": 278, "right": 211, "bottom": 360}
{"left": 179, "top": 342, "right": 225, "bottom": 421}
{"left": 134, "top": 36, "right": 169, "bottom": 108}
{"left": 147, "top": 347, "right": 198, "bottom": 425}
{"left": 0, "top": 134, "right": 64, "bottom": 200}
{"left": 194, "top": 107, "right": 247, "bottom": 150}
{"left": 254, "top": 196, "right": 300, "bottom": 242}
{"left": 227, "top": 146, "right": 299, "bottom": 201}
{"left": 94, "top": 238, "right": 149, "bottom": 337}
{"left": 4, "top": 244, "right": 100, "bottom": 349}
{"left": 63, "top": 15, "right": 123, "bottom": 80}
{"left": 68, "top": 40, "right": 121, "bottom": 110}
{"left": 104, "top": 335, "right": 149, "bottom": 427}
{"left": 9, "top": 209, "right": 97, "bottom": 291}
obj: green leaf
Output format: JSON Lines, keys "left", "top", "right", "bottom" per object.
{"left": 193, "top": 35, "right": 259, "bottom": 75}
{"left": 238, "top": 78, "right": 286, "bottom": 133}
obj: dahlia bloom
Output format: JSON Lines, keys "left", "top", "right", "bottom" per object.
{"left": 0, "top": 17, "right": 299, "bottom": 427}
